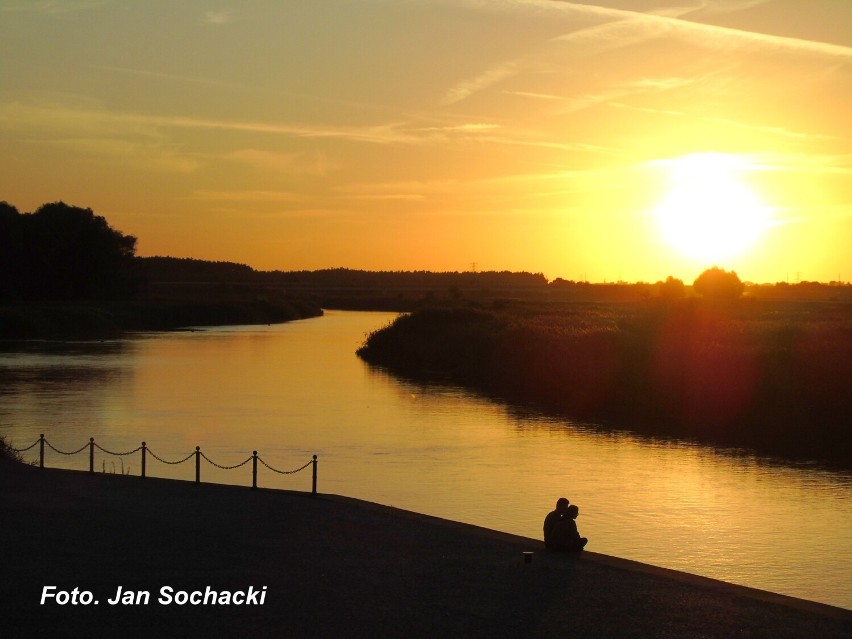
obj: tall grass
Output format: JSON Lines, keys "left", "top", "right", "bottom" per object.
{"left": 0, "top": 435, "right": 26, "bottom": 464}
{"left": 357, "top": 301, "right": 852, "bottom": 467}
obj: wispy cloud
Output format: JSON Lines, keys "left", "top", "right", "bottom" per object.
{"left": 203, "top": 10, "right": 233, "bottom": 25}
{"left": 753, "top": 152, "right": 852, "bottom": 176}
{"left": 0, "top": 95, "right": 199, "bottom": 172}
{"left": 554, "top": 0, "right": 852, "bottom": 58}
{"left": 226, "top": 149, "right": 338, "bottom": 177}
{"left": 607, "top": 102, "right": 845, "bottom": 144}
{"left": 441, "top": 62, "right": 521, "bottom": 105}
{"left": 336, "top": 163, "right": 623, "bottom": 206}
{"left": 132, "top": 113, "right": 420, "bottom": 145}
{"left": 503, "top": 90, "right": 562, "bottom": 101}
{"left": 342, "top": 194, "right": 427, "bottom": 201}
{"left": 29, "top": 136, "right": 198, "bottom": 173}
{"left": 555, "top": 76, "right": 699, "bottom": 114}
{"left": 442, "top": 0, "right": 852, "bottom": 105}
{"left": 190, "top": 190, "right": 302, "bottom": 203}
{"left": 0, "top": 97, "right": 419, "bottom": 146}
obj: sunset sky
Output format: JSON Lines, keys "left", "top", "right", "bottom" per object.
{"left": 1, "top": 0, "right": 850, "bottom": 283}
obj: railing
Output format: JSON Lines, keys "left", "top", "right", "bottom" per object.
{"left": 9, "top": 434, "right": 318, "bottom": 494}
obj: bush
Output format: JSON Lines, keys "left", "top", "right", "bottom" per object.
{"left": 693, "top": 267, "right": 744, "bottom": 302}
{"left": 0, "top": 436, "right": 26, "bottom": 464}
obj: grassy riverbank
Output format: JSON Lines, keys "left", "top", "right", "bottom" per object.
{"left": 357, "top": 300, "right": 852, "bottom": 468}
{"left": 2, "top": 460, "right": 849, "bottom": 638}
{"left": 0, "top": 295, "right": 322, "bottom": 340}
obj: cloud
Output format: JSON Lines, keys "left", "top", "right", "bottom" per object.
{"left": 554, "top": 0, "right": 852, "bottom": 59}
{"left": 226, "top": 149, "right": 338, "bottom": 177}
{"left": 190, "top": 190, "right": 302, "bottom": 203}
{"left": 441, "top": 0, "right": 851, "bottom": 105}
{"left": 29, "top": 136, "right": 198, "bottom": 173}
{"left": 441, "top": 62, "right": 521, "bottom": 105}
{"left": 131, "top": 113, "right": 420, "bottom": 145}
{"left": 753, "top": 152, "right": 852, "bottom": 176}
{"left": 503, "top": 90, "right": 562, "bottom": 101}
{"left": 414, "top": 123, "right": 501, "bottom": 132}
{"left": 342, "top": 194, "right": 427, "bottom": 201}
{"left": 0, "top": 96, "right": 420, "bottom": 146}
{"left": 336, "top": 164, "right": 621, "bottom": 206}
{"left": 607, "top": 101, "right": 845, "bottom": 144}
{"left": 203, "top": 10, "right": 233, "bottom": 25}
{"left": 554, "top": 75, "right": 699, "bottom": 114}
{"left": 0, "top": 95, "right": 199, "bottom": 172}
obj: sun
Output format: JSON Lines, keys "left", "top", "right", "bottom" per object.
{"left": 652, "top": 153, "right": 772, "bottom": 262}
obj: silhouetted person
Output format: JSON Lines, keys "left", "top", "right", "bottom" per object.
{"left": 544, "top": 501, "right": 588, "bottom": 552}
{"left": 543, "top": 497, "right": 570, "bottom": 550}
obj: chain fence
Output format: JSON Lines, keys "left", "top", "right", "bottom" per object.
{"left": 8, "top": 434, "right": 318, "bottom": 494}
{"left": 257, "top": 456, "right": 314, "bottom": 475}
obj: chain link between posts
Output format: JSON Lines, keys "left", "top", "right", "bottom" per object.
{"left": 44, "top": 439, "right": 89, "bottom": 456}
{"left": 200, "top": 451, "right": 253, "bottom": 470}
{"left": 145, "top": 448, "right": 196, "bottom": 465}
{"left": 94, "top": 442, "right": 142, "bottom": 456}
{"left": 257, "top": 456, "right": 313, "bottom": 475}
{"left": 9, "top": 438, "right": 40, "bottom": 453}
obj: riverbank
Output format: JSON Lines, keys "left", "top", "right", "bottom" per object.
{"left": 357, "top": 301, "right": 852, "bottom": 468}
{"left": 1, "top": 460, "right": 849, "bottom": 638}
{"left": 0, "top": 297, "right": 323, "bottom": 340}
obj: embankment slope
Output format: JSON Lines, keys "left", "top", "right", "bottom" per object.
{"left": 1, "top": 461, "right": 849, "bottom": 638}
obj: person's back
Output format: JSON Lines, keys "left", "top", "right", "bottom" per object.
{"left": 543, "top": 497, "right": 570, "bottom": 550}
{"left": 546, "top": 503, "right": 588, "bottom": 552}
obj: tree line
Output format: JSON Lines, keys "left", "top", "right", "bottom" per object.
{"left": 1, "top": 201, "right": 137, "bottom": 300}
{"left": 5, "top": 200, "right": 844, "bottom": 305}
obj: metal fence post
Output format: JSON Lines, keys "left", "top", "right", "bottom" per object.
{"left": 39, "top": 434, "right": 45, "bottom": 469}
{"left": 89, "top": 438, "right": 95, "bottom": 473}
{"left": 312, "top": 454, "right": 318, "bottom": 495}
{"left": 195, "top": 446, "right": 201, "bottom": 483}
{"left": 141, "top": 442, "right": 147, "bottom": 479}
{"left": 252, "top": 451, "right": 258, "bottom": 490}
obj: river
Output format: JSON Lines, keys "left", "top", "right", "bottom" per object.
{"left": 1, "top": 310, "right": 850, "bottom": 610}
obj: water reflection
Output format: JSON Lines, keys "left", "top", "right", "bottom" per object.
{"left": 0, "top": 313, "right": 850, "bottom": 610}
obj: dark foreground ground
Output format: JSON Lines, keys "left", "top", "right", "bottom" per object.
{"left": 1, "top": 460, "right": 849, "bottom": 639}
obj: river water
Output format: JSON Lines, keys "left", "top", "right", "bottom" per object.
{"left": 1, "top": 310, "right": 849, "bottom": 610}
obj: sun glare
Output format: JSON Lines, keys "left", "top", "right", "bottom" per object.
{"left": 653, "top": 153, "right": 773, "bottom": 262}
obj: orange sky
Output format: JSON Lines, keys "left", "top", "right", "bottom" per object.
{"left": 1, "top": 0, "right": 850, "bottom": 283}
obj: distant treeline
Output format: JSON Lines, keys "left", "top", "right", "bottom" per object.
{"left": 138, "top": 257, "right": 549, "bottom": 290}
{"left": 357, "top": 303, "right": 852, "bottom": 468}
{"left": 136, "top": 258, "right": 852, "bottom": 303}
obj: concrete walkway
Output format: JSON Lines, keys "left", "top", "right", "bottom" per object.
{"left": 1, "top": 460, "right": 849, "bottom": 638}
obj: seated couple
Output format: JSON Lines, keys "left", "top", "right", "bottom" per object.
{"left": 543, "top": 497, "right": 588, "bottom": 552}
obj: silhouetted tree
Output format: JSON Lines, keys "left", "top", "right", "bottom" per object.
{"left": 659, "top": 276, "right": 686, "bottom": 301}
{"left": 693, "top": 267, "right": 744, "bottom": 302}
{"left": 0, "top": 201, "right": 23, "bottom": 298}
{"left": 0, "top": 201, "right": 138, "bottom": 300}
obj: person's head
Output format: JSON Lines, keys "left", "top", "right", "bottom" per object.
{"left": 556, "top": 497, "right": 570, "bottom": 511}
{"left": 567, "top": 504, "right": 579, "bottom": 519}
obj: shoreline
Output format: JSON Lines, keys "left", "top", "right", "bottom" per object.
{"left": 356, "top": 304, "right": 852, "bottom": 469}
{"left": 0, "top": 299, "right": 323, "bottom": 340}
{"left": 2, "top": 460, "right": 849, "bottom": 638}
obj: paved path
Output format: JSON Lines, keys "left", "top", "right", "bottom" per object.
{"left": 1, "top": 460, "right": 849, "bottom": 638}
